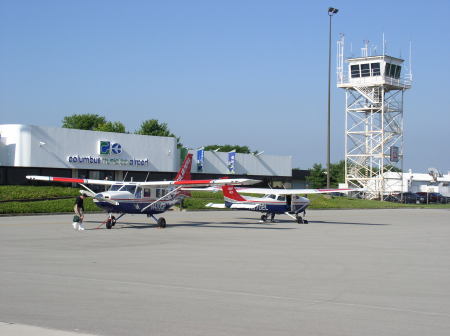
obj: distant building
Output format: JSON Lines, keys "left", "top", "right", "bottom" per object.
{"left": 0, "top": 124, "right": 293, "bottom": 186}
{"left": 365, "top": 171, "right": 450, "bottom": 197}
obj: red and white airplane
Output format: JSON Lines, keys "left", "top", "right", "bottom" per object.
{"left": 26, "top": 154, "right": 260, "bottom": 229}
{"left": 206, "top": 185, "right": 359, "bottom": 224}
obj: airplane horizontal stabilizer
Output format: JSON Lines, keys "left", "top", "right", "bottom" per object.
{"left": 205, "top": 203, "right": 226, "bottom": 209}
{"left": 229, "top": 203, "right": 258, "bottom": 209}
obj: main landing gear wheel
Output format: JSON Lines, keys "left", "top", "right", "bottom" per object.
{"left": 106, "top": 216, "right": 116, "bottom": 229}
{"left": 296, "top": 215, "right": 308, "bottom": 224}
{"left": 260, "top": 214, "right": 268, "bottom": 222}
{"left": 157, "top": 217, "right": 167, "bottom": 228}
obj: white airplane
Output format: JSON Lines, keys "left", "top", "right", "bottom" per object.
{"left": 26, "top": 154, "right": 260, "bottom": 229}
{"left": 206, "top": 185, "right": 359, "bottom": 224}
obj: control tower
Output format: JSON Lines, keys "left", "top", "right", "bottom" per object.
{"left": 337, "top": 38, "right": 412, "bottom": 199}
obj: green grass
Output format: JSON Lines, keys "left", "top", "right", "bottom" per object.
{"left": 180, "top": 190, "right": 226, "bottom": 210}
{"left": 0, "top": 185, "right": 80, "bottom": 201}
{"left": 0, "top": 186, "right": 99, "bottom": 214}
{"left": 1, "top": 186, "right": 449, "bottom": 214}
{"left": 0, "top": 198, "right": 99, "bottom": 214}
{"left": 307, "top": 194, "right": 450, "bottom": 209}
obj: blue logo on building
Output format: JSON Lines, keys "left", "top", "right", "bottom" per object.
{"left": 111, "top": 143, "right": 122, "bottom": 154}
{"left": 99, "top": 141, "right": 122, "bottom": 155}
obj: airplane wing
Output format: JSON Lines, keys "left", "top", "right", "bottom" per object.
{"left": 26, "top": 175, "right": 260, "bottom": 188}
{"left": 26, "top": 175, "right": 115, "bottom": 185}
{"left": 234, "top": 187, "right": 362, "bottom": 195}
{"left": 138, "top": 178, "right": 260, "bottom": 188}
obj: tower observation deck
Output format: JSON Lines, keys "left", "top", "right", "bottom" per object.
{"left": 337, "top": 37, "right": 412, "bottom": 199}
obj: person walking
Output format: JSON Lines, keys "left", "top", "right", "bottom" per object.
{"left": 73, "top": 193, "right": 86, "bottom": 230}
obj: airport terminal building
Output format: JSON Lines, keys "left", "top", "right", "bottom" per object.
{"left": 0, "top": 124, "right": 293, "bottom": 186}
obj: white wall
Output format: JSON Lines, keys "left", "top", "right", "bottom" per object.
{"left": 189, "top": 150, "right": 291, "bottom": 176}
{"left": 0, "top": 124, "right": 178, "bottom": 172}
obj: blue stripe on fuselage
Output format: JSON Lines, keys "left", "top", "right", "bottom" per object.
{"left": 95, "top": 200, "right": 173, "bottom": 215}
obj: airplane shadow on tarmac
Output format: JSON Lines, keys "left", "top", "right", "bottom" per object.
{"left": 83, "top": 220, "right": 295, "bottom": 230}
{"left": 236, "top": 217, "right": 388, "bottom": 226}
{"left": 172, "top": 221, "right": 295, "bottom": 230}
{"left": 309, "top": 220, "right": 389, "bottom": 226}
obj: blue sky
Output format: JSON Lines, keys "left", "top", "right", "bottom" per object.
{"left": 1, "top": 0, "right": 449, "bottom": 172}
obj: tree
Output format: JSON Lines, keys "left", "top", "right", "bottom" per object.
{"left": 306, "top": 163, "right": 326, "bottom": 188}
{"left": 135, "top": 119, "right": 182, "bottom": 147}
{"left": 306, "top": 161, "right": 346, "bottom": 188}
{"left": 94, "top": 121, "right": 126, "bottom": 133}
{"left": 330, "top": 160, "right": 345, "bottom": 187}
{"left": 62, "top": 114, "right": 106, "bottom": 130}
{"left": 204, "top": 145, "right": 253, "bottom": 154}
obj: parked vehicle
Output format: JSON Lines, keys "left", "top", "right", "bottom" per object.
{"left": 384, "top": 194, "right": 401, "bottom": 203}
{"left": 401, "top": 192, "right": 425, "bottom": 204}
{"left": 415, "top": 192, "right": 448, "bottom": 204}
{"left": 384, "top": 192, "right": 425, "bottom": 204}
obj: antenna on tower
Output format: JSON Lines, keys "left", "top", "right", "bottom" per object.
{"left": 337, "top": 33, "right": 345, "bottom": 84}
{"left": 361, "top": 40, "right": 369, "bottom": 57}
{"left": 409, "top": 41, "right": 413, "bottom": 81}
{"left": 382, "top": 33, "right": 386, "bottom": 55}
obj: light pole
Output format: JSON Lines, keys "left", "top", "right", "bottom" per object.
{"left": 327, "top": 7, "right": 339, "bottom": 188}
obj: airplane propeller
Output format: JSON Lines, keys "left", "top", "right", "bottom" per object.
{"left": 79, "top": 183, "right": 119, "bottom": 206}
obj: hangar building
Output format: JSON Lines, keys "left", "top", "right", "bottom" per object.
{"left": 0, "top": 124, "right": 293, "bottom": 186}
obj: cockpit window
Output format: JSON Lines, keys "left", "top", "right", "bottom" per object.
{"left": 110, "top": 184, "right": 123, "bottom": 191}
{"left": 134, "top": 187, "right": 142, "bottom": 198}
{"left": 120, "top": 185, "right": 136, "bottom": 194}
{"left": 265, "top": 194, "right": 276, "bottom": 199}
{"left": 277, "top": 195, "right": 286, "bottom": 201}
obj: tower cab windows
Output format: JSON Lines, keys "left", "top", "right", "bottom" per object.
{"left": 371, "top": 63, "right": 381, "bottom": 76}
{"left": 350, "top": 62, "right": 382, "bottom": 78}
{"left": 350, "top": 61, "right": 401, "bottom": 79}
{"left": 361, "top": 63, "right": 370, "bottom": 77}
{"left": 385, "top": 63, "right": 401, "bottom": 79}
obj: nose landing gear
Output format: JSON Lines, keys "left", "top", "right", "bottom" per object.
{"left": 103, "top": 213, "right": 124, "bottom": 229}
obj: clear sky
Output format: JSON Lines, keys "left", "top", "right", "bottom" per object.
{"left": 1, "top": 0, "right": 449, "bottom": 173}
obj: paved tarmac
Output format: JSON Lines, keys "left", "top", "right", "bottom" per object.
{"left": 1, "top": 209, "right": 449, "bottom": 336}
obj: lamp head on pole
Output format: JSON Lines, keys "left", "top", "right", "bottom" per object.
{"left": 328, "top": 7, "right": 339, "bottom": 16}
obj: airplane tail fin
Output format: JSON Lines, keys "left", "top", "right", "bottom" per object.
{"left": 222, "top": 185, "right": 247, "bottom": 202}
{"left": 175, "top": 154, "right": 193, "bottom": 198}
{"left": 175, "top": 154, "right": 193, "bottom": 181}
